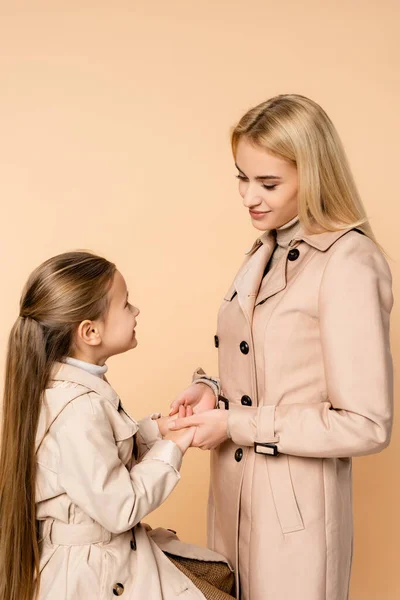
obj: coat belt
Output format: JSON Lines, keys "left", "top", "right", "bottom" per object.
{"left": 38, "top": 519, "right": 119, "bottom": 545}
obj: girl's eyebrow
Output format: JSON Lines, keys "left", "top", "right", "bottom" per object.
{"left": 235, "top": 163, "right": 282, "bottom": 181}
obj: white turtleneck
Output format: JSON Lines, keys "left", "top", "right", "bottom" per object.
{"left": 64, "top": 356, "right": 108, "bottom": 379}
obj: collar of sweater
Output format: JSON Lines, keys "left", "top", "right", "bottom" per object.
{"left": 63, "top": 356, "right": 108, "bottom": 379}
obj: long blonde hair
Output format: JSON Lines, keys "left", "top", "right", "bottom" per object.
{"left": 0, "top": 251, "right": 116, "bottom": 600}
{"left": 231, "top": 93, "right": 376, "bottom": 242}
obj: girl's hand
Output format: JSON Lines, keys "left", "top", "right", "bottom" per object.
{"left": 157, "top": 405, "right": 191, "bottom": 436}
{"left": 169, "top": 383, "right": 216, "bottom": 417}
{"left": 164, "top": 405, "right": 196, "bottom": 454}
{"left": 167, "top": 409, "right": 229, "bottom": 451}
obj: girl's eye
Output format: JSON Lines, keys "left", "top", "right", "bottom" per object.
{"left": 236, "top": 174, "right": 248, "bottom": 181}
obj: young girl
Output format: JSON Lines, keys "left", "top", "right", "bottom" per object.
{"left": 0, "top": 251, "right": 234, "bottom": 600}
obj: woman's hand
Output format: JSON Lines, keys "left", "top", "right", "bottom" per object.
{"left": 169, "top": 383, "right": 216, "bottom": 417}
{"left": 167, "top": 409, "right": 229, "bottom": 450}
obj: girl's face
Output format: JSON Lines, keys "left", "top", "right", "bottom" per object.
{"left": 235, "top": 137, "right": 299, "bottom": 231}
{"left": 99, "top": 270, "right": 140, "bottom": 358}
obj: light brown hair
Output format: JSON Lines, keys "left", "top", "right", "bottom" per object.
{"left": 231, "top": 93, "right": 377, "bottom": 242}
{"left": 0, "top": 251, "right": 116, "bottom": 600}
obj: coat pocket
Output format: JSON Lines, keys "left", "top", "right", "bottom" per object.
{"left": 266, "top": 454, "right": 305, "bottom": 534}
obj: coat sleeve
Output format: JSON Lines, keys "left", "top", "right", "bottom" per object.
{"left": 54, "top": 405, "right": 182, "bottom": 534}
{"left": 227, "top": 235, "right": 394, "bottom": 458}
{"left": 135, "top": 413, "right": 164, "bottom": 459}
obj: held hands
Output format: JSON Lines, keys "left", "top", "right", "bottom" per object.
{"left": 169, "top": 383, "right": 216, "bottom": 416}
{"left": 167, "top": 409, "right": 229, "bottom": 451}
{"left": 160, "top": 383, "right": 229, "bottom": 452}
{"left": 157, "top": 405, "right": 196, "bottom": 455}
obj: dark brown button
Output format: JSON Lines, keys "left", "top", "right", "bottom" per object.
{"left": 288, "top": 248, "right": 300, "bottom": 261}
{"left": 130, "top": 539, "right": 136, "bottom": 550}
{"left": 240, "top": 341, "right": 249, "bottom": 354}
{"left": 113, "top": 583, "right": 125, "bottom": 596}
{"left": 235, "top": 448, "right": 243, "bottom": 462}
{"left": 241, "top": 395, "right": 252, "bottom": 406}
{"left": 214, "top": 335, "right": 219, "bottom": 348}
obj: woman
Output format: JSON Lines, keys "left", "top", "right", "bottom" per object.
{"left": 169, "top": 94, "right": 394, "bottom": 600}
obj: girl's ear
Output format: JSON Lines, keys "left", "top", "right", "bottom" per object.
{"left": 76, "top": 320, "right": 102, "bottom": 347}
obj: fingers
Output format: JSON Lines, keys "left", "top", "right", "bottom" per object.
{"left": 169, "top": 395, "right": 185, "bottom": 416}
{"left": 186, "top": 405, "right": 194, "bottom": 417}
{"left": 168, "top": 415, "right": 198, "bottom": 430}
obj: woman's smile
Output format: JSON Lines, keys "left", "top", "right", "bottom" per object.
{"left": 249, "top": 209, "right": 272, "bottom": 220}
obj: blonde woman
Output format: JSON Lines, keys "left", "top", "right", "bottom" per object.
{"left": 169, "top": 94, "right": 394, "bottom": 600}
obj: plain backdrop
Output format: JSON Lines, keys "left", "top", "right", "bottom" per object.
{"left": 0, "top": 2, "right": 398, "bottom": 598}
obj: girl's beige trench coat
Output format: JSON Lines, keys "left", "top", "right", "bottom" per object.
{"left": 200, "top": 226, "right": 393, "bottom": 600}
{"left": 35, "top": 362, "right": 233, "bottom": 600}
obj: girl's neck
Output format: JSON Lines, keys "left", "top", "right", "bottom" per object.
{"left": 64, "top": 356, "right": 108, "bottom": 379}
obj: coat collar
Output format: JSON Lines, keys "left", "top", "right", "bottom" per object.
{"left": 246, "top": 223, "right": 354, "bottom": 255}
{"left": 35, "top": 362, "right": 120, "bottom": 453}
{"left": 236, "top": 223, "right": 355, "bottom": 320}
{"left": 50, "top": 362, "right": 120, "bottom": 410}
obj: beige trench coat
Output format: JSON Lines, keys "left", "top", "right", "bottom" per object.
{"left": 35, "top": 362, "right": 232, "bottom": 599}
{"left": 204, "top": 226, "right": 393, "bottom": 600}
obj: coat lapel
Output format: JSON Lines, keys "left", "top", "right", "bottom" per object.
{"left": 234, "top": 232, "right": 276, "bottom": 322}
{"left": 233, "top": 223, "right": 357, "bottom": 319}
{"left": 255, "top": 247, "right": 289, "bottom": 306}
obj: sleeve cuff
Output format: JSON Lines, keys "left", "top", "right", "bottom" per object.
{"left": 228, "top": 405, "right": 279, "bottom": 447}
{"left": 137, "top": 414, "right": 163, "bottom": 447}
{"left": 141, "top": 439, "right": 183, "bottom": 473}
{"left": 192, "top": 367, "right": 220, "bottom": 403}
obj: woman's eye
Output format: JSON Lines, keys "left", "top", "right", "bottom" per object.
{"left": 263, "top": 184, "right": 277, "bottom": 190}
{"left": 235, "top": 174, "right": 248, "bottom": 181}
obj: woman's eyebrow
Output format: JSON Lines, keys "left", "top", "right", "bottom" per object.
{"left": 235, "top": 163, "right": 282, "bottom": 180}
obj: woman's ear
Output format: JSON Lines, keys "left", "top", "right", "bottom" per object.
{"left": 76, "top": 320, "right": 102, "bottom": 347}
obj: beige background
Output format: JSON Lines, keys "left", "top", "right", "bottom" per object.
{"left": 0, "top": 1, "right": 398, "bottom": 598}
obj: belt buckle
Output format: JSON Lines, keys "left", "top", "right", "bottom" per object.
{"left": 217, "top": 395, "right": 229, "bottom": 410}
{"left": 254, "top": 442, "right": 279, "bottom": 456}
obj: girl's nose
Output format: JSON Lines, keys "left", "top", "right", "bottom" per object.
{"left": 134, "top": 306, "right": 140, "bottom": 317}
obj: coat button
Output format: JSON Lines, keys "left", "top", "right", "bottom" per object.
{"left": 130, "top": 539, "right": 136, "bottom": 550}
{"left": 113, "top": 583, "right": 125, "bottom": 596}
{"left": 288, "top": 248, "right": 300, "bottom": 261}
{"left": 214, "top": 335, "right": 219, "bottom": 348}
{"left": 241, "top": 395, "right": 252, "bottom": 406}
{"left": 235, "top": 448, "right": 243, "bottom": 462}
{"left": 240, "top": 341, "right": 249, "bottom": 354}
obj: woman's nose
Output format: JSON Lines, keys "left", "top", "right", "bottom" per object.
{"left": 242, "top": 182, "right": 262, "bottom": 208}
{"left": 134, "top": 306, "right": 140, "bottom": 317}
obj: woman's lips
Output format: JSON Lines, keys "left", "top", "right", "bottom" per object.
{"left": 249, "top": 210, "right": 271, "bottom": 220}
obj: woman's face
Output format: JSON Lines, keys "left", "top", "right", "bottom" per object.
{"left": 235, "top": 137, "right": 299, "bottom": 231}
